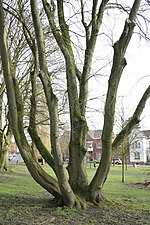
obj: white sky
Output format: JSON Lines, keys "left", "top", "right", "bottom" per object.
{"left": 87, "top": 36, "right": 150, "bottom": 132}
{"left": 61, "top": 1, "right": 150, "bottom": 133}
{"left": 84, "top": 2, "right": 150, "bottom": 132}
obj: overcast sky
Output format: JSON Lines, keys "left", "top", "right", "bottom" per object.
{"left": 84, "top": 2, "right": 150, "bottom": 132}
{"left": 60, "top": 1, "right": 150, "bottom": 133}
{"left": 87, "top": 38, "right": 150, "bottom": 132}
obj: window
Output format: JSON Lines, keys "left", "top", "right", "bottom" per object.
{"left": 96, "top": 141, "right": 102, "bottom": 149}
{"left": 86, "top": 142, "right": 93, "bottom": 152}
{"left": 137, "top": 142, "right": 141, "bottom": 148}
{"left": 86, "top": 142, "right": 92, "bottom": 148}
{"left": 134, "top": 152, "right": 140, "bottom": 160}
{"left": 133, "top": 141, "right": 140, "bottom": 148}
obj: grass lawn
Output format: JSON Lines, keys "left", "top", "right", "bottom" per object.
{"left": 0, "top": 164, "right": 150, "bottom": 225}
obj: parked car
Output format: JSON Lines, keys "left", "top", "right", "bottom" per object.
{"left": 112, "top": 158, "right": 122, "bottom": 165}
{"left": 8, "top": 153, "right": 13, "bottom": 161}
{"left": 9, "top": 153, "right": 24, "bottom": 164}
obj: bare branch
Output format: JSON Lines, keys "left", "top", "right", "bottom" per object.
{"left": 113, "top": 85, "right": 150, "bottom": 149}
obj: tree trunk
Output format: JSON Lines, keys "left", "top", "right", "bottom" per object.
{"left": 0, "top": 126, "right": 12, "bottom": 171}
{"left": 88, "top": 0, "right": 142, "bottom": 203}
{"left": 0, "top": 130, "right": 9, "bottom": 171}
{"left": 0, "top": 82, "right": 10, "bottom": 171}
{"left": 0, "top": 149, "right": 9, "bottom": 171}
{"left": 1, "top": 0, "right": 148, "bottom": 209}
{"left": 0, "top": 0, "right": 62, "bottom": 201}
{"left": 30, "top": 0, "right": 80, "bottom": 207}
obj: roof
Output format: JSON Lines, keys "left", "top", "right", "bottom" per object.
{"left": 88, "top": 130, "right": 102, "bottom": 139}
{"left": 86, "top": 132, "right": 94, "bottom": 141}
{"left": 142, "top": 130, "right": 150, "bottom": 138}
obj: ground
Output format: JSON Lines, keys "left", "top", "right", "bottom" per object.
{"left": 0, "top": 193, "right": 150, "bottom": 225}
{"left": 0, "top": 165, "right": 150, "bottom": 225}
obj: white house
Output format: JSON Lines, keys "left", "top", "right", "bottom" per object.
{"left": 129, "top": 129, "right": 150, "bottom": 164}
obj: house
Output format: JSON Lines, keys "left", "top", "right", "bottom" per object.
{"left": 86, "top": 130, "right": 103, "bottom": 162}
{"left": 129, "top": 129, "right": 150, "bottom": 165}
{"left": 59, "top": 130, "right": 104, "bottom": 162}
{"left": 59, "top": 129, "right": 116, "bottom": 162}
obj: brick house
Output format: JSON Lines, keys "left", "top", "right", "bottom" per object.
{"left": 59, "top": 130, "right": 104, "bottom": 162}
{"left": 86, "top": 130, "right": 103, "bottom": 162}
{"left": 86, "top": 130, "right": 117, "bottom": 162}
{"left": 59, "top": 130, "right": 117, "bottom": 162}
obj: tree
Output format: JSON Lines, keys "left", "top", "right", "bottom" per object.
{"left": 0, "top": 79, "right": 12, "bottom": 171}
{"left": 0, "top": 3, "right": 33, "bottom": 170}
{"left": 0, "top": 0, "right": 150, "bottom": 208}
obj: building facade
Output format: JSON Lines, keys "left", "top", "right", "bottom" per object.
{"left": 86, "top": 130, "right": 126, "bottom": 163}
{"left": 86, "top": 130, "right": 103, "bottom": 162}
{"left": 129, "top": 129, "right": 150, "bottom": 164}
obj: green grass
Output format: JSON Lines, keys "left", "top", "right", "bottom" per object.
{"left": 0, "top": 166, "right": 45, "bottom": 195}
{"left": 104, "top": 165, "right": 150, "bottom": 211}
{"left": 0, "top": 164, "right": 150, "bottom": 224}
{"left": 86, "top": 164, "right": 150, "bottom": 210}
{"left": 1, "top": 164, "right": 149, "bottom": 204}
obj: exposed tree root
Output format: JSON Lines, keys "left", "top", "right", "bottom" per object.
{"left": 144, "top": 181, "right": 150, "bottom": 187}
{"left": 0, "top": 165, "right": 12, "bottom": 172}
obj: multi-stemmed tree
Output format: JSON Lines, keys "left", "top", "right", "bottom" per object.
{"left": 0, "top": 0, "right": 150, "bottom": 208}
